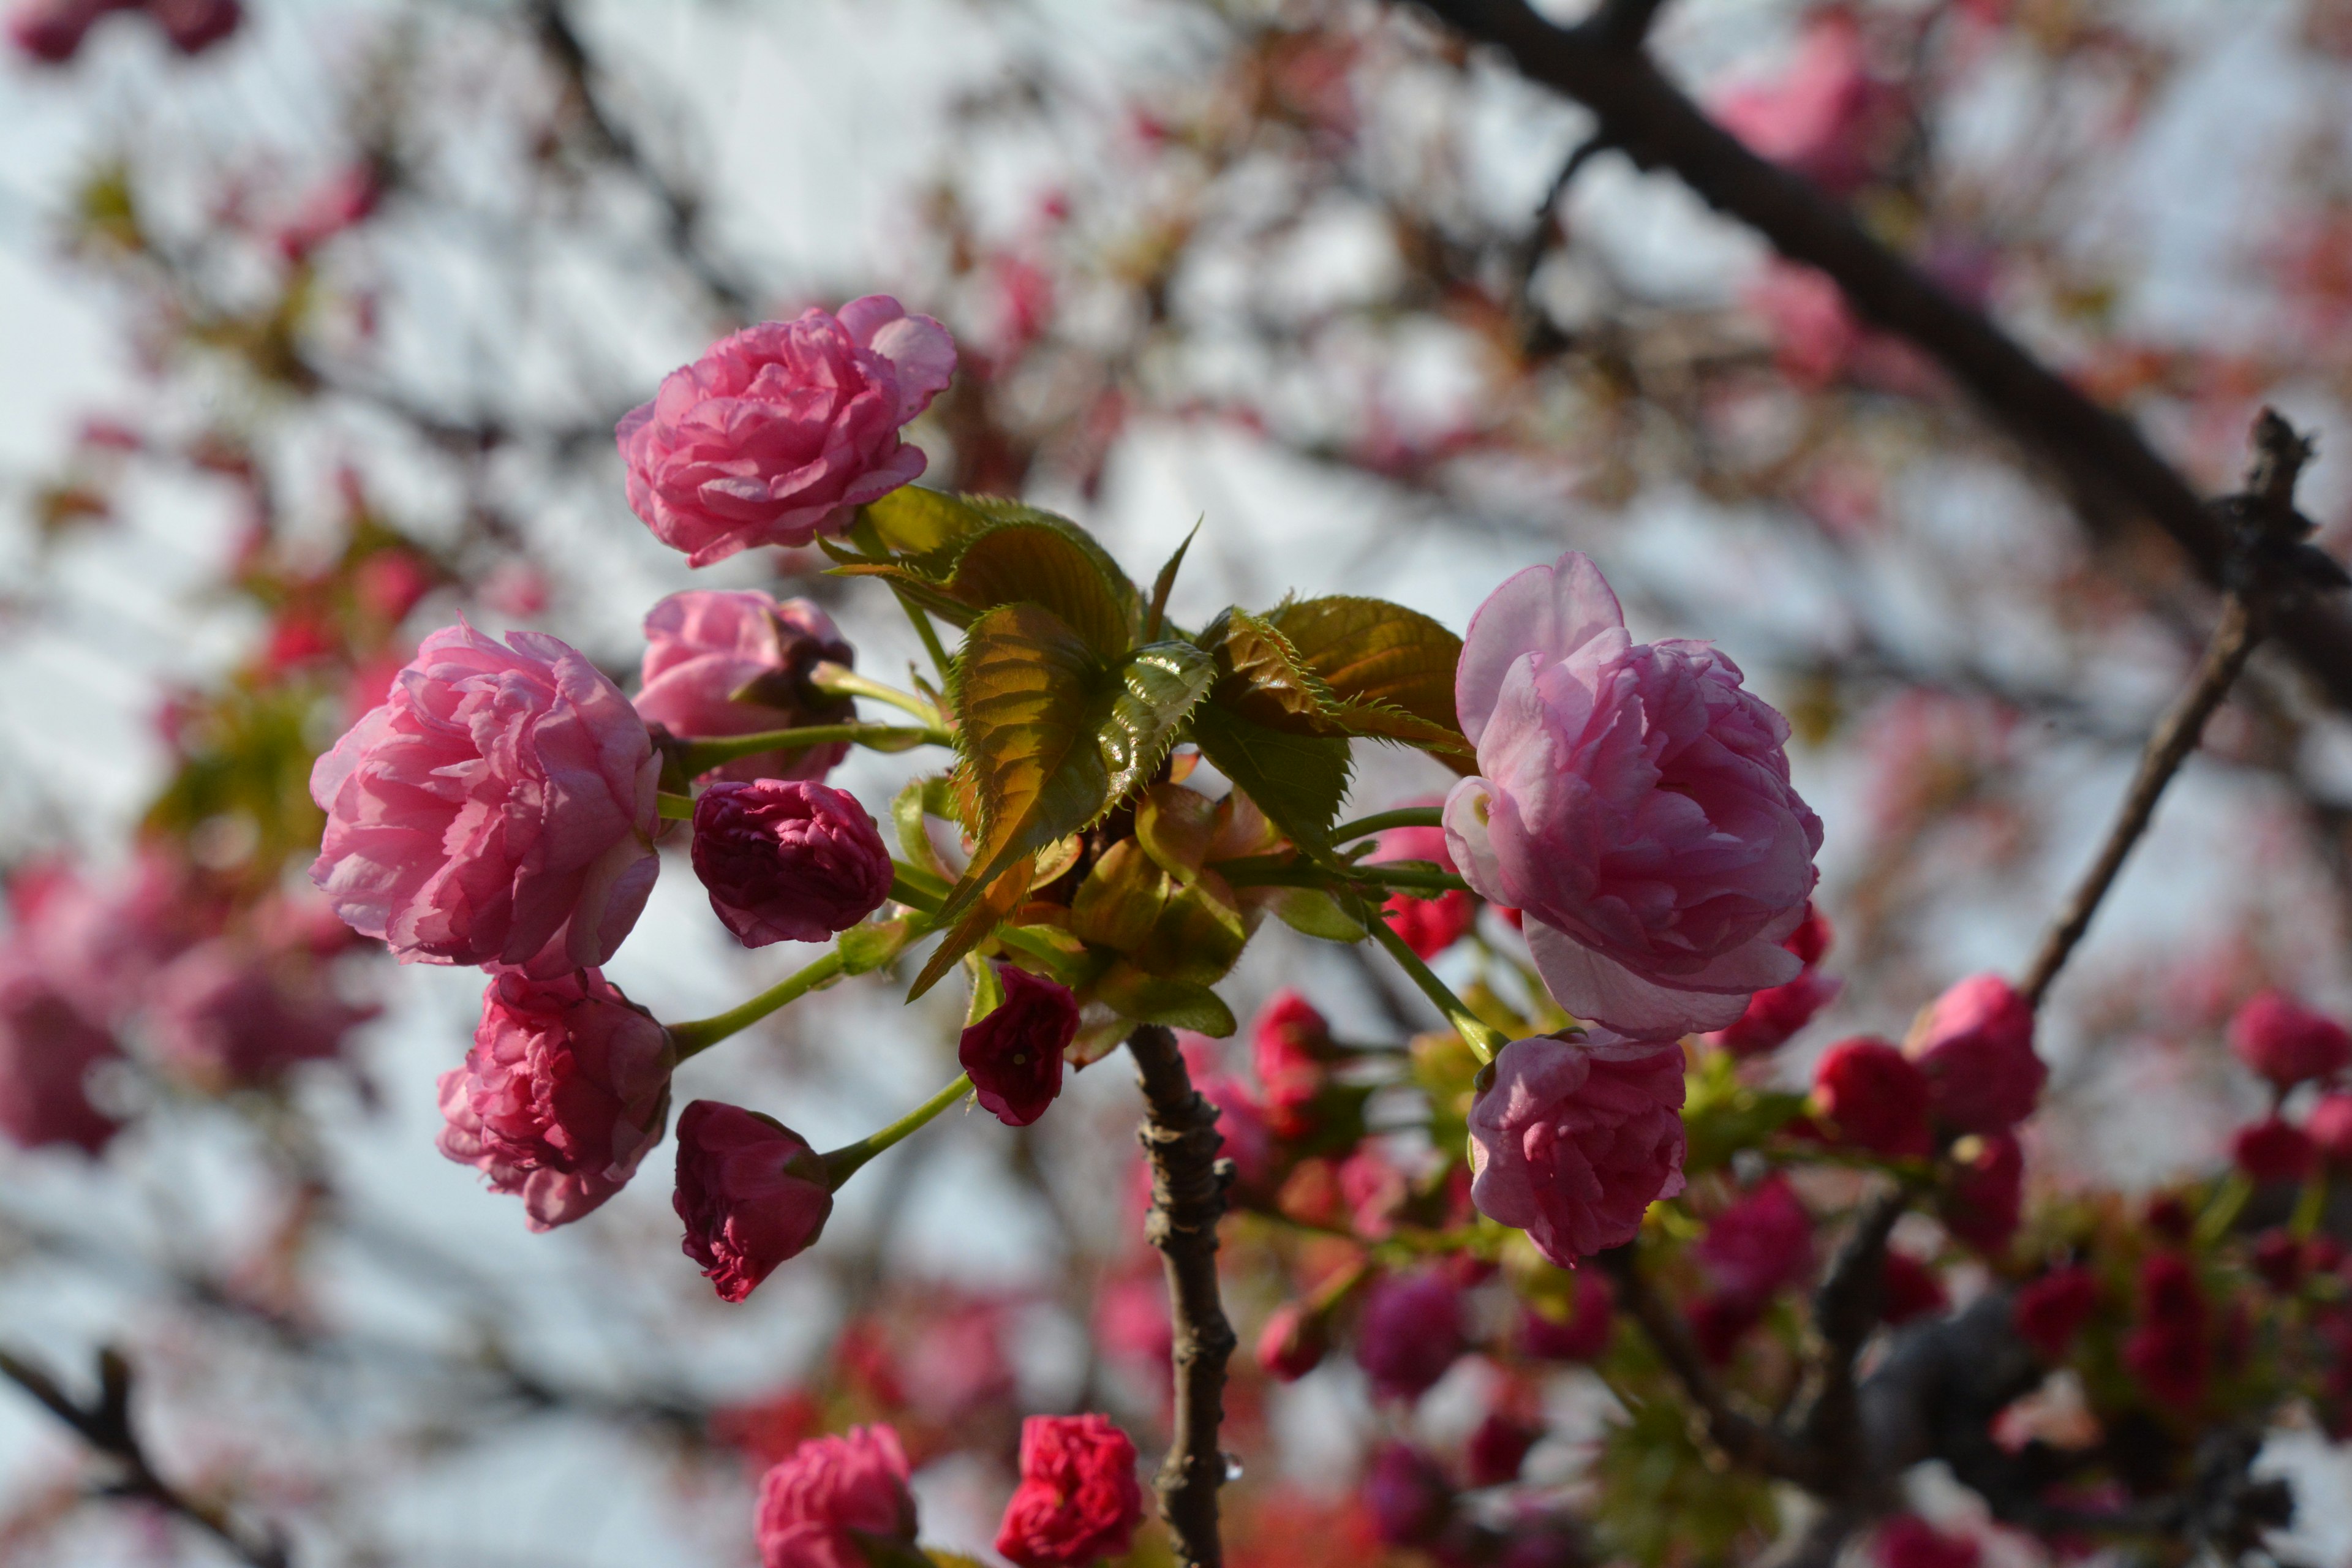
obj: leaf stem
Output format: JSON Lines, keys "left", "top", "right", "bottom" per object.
{"left": 674, "top": 721, "right": 948, "bottom": 777}
{"left": 669, "top": 949, "right": 847, "bottom": 1058}
{"left": 810, "top": 662, "right": 946, "bottom": 725}
{"left": 657, "top": 791, "right": 696, "bottom": 821}
{"left": 820, "top": 1073, "right": 972, "bottom": 1188}
{"left": 1366, "top": 913, "right": 1510, "bottom": 1063}
{"left": 894, "top": 587, "right": 955, "bottom": 677}
{"left": 1332, "top": 807, "right": 1444, "bottom": 842}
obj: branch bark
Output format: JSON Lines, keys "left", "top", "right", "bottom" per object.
{"left": 0, "top": 1347, "right": 290, "bottom": 1568}
{"left": 1400, "top": 0, "right": 2352, "bottom": 712}
{"left": 1128, "top": 1023, "right": 1238, "bottom": 1568}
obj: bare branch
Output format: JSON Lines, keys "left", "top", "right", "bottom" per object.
{"left": 1400, "top": 0, "right": 2352, "bottom": 712}
{"left": 1128, "top": 1024, "right": 1238, "bottom": 1568}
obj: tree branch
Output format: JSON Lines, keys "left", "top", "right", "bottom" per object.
{"left": 1399, "top": 0, "right": 2352, "bottom": 712}
{"left": 1594, "top": 1245, "right": 1811, "bottom": 1483}
{"left": 0, "top": 1347, "right": 290, "bottom": 1568}
{"left": 1128, "top": 1024, "right": 1238, "bottom": 1568}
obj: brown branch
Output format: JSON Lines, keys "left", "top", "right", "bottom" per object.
{"left": 1792, "top": 1186, "right": 1908, "bottom": 1493}
{"left": 2016, "top": 591, "right": 2260, "bottom": 1007}
{"left": 1594, "top": 1246, "right": 1810, "bottom": 1483}
{"left": 1127, "top": 1023, "right": 1238, "bottom": 1568}
{"left": 1399, "top": 0, "right": 2352, "bottom": 712}
{"left": 0, "top": 1346, "right": 290, "bottom": 1568}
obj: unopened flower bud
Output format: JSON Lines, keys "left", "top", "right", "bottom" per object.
{"left": 959, "top": 963, "right": 1079, "bottom": 1127}
{"left": 674, "top": 1100, "right": 834, "bottom": 1303}
{"left": 1812, "top": 1036, "right": 1932, "bottom": 1158}
{"left": 691, "top": 780, "right": 892, "bottom": 948}
{"left": 2228, "top": 990, "right": 2352, "bottom": 1089}
{"left": 1907, "top": 974, "right": 2045, "bottom": 1135}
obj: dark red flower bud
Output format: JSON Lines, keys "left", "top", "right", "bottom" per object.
{"left": 1939, "top": 1133, "right": 2023, "bottom": 1254}
{"left": 1875, "top": 1515, "right": 1980, "bottom": 1568}
{"left": 1812, "top": 1036, "right": 1933, "bottom": 1158}
{"left": 1251, "top": 990, "right": 1332, "bottom": 1137}
{"left": 2228, "top": 990, "right": 2352, "bottom": 1089}
{"left": 1256, "top": 1300, "right": 1329, "bottom": 1383}
{"left": 959, "top": 963, "right": 1078, "bottom": 1127}
{"left": 2145, "top": 1193, "right": 2194, "bottom": 1242}
{"left": 2123, "top": 1254, "right": 2209, "bottom": 1409}
{"left": 673, "top": 1100, "right": 833, "bottom": 1303}
{"left": 2232, "top": 1116, "right": 2315, "bottom": 1185}
{"left": 1695, "top": 1177, "right": 1815, "bottom": 1303}
{"left": 1880, "top": 1251, "right": 1948, "bottom": 1326}
{"left": 1354, "top": 1271, "right": 1466, "bottom": 1402}
{"left": 1519, "top": 1273, "right": 1615, "bottom": 1363}
{"left": 1466, "top": 1411, "right": 1542, "bottom": 1488}
{"left": 1363, "top": 1442, "right": 1452, "bottom": 1546}
{"left": 1708, "top": 969, "right": 1843, "bottom": 1058}
{"left": 1907, "top": 975, "right": 2045, "bottom": 1136}
{"left": 690, "top": 780, "right": 892, "bottom": 948}
{"left": 2011, "top": 1265, "right": 2099, "bottom": 1359}
{"left": 1689, "top": 1291, "right": 1766, "bottom": 1365}
{"left": 2253, "top": 1229, "right": 2305, "bottom": 1293}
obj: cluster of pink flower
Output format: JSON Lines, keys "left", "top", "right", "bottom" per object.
{"left": 0, "top": 852, "right": 377, "bottom": 1154}
{"left": 753, "top": 1416, "right": 1144, "bottom": 1568}
{"left": 6, "top": 0, "right": 236, "bottom": 62}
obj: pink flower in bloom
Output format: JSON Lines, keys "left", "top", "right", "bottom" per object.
{"left": 1905, "top": 974, "right": 2045, "bottom": 1136}
{"left": 2011, "top": 1265, "right": 2100, "bottom": 1360}
{"left": 1812, "top": 1036, "right": 1933, "bottom": 1158}
{"left": 2309, "top": 1093, "right": 2352, "bottom": 1162}
{"left": 1354, "top": 1270, "right": 1467, "bottom": 1401}
{"left": 1445, "top": 552, "right": 1823, "bottom": 1036}
{"left": 754, "top": 1425, "right": 919, "bottom": 1568}
{"left": 1373, "top": 810, "right": 1476, "bottom": 959}
{"left": 1875, "top": 1516, "right": 1980, "bottom": 1568}
{"left": 1939, "top": 1132, "right": 2023, "bottom": 1254}
{"left": 1252, "top": 990, "right": 1332, "bottom": 1138}
{"left": 1520, "top": 1273, "right": 1615, "bottom": 1362}
{"left": 145, "top": 939, "right": 379, "bottom": 1084}
{"left": 2228, "top": 990, "right": 2352, "bottom": 1089}
{"left": 2231, "top": 1117, "right": 2315, "bottom": 1185}
{"left": 959, "top": 962, "right": 1079, "bottom": 1126}
{"left": 1695, "top": 1177, "right": 1815, "bottom": 1304}
{"left": 994, "top": 1414, "right": 1146, "bottom": 1568}
{"left": 1256, "top": 1300, "right": 1329, "bottom": 1382}
{"left": 617, "top": 298, "right": 956, "bottom": 566}
{"left": 689, "top": 780, "right": 892, "bottom": 948}
{"left": 309, "top": 624, "right": 660, "bottom": 978}
{"left": 1713, "top": 10, "right": 1902, "bottom": 196}
{"left": 673, "top": 1100, "right": 834, "bottom": 1303}
{"left": 633, "top": 590, "right": 856, "bottom": 785}
{"left": 0, "top": 960, "right": 121, "bottom": 1154}
{"left": 1468, "top": 1028, "right": 1689, "bottom": 1265}
{"left": 436, "top": 967, "right": 673, "bottom": 1231}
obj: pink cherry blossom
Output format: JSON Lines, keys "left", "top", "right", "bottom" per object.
{"left": 1468, "top": 1027, "right": 1689, "bottom": 1265}
{"left": 2227, "top": 990, "right": 2352, "bottom": 1089}
{"left": 0, "top": 957, "right": 122, "bottom": 1154}
{"left": 145, "top": 938, "right": 379, "bottom": 1084}
{"left": 755, "top": 1425, "right": 919, "bottom": 1568}
{"left": 689, "top": 780, "right": 893, "bottom": 949}
{"left": 436, "top": 967, "right": 673, "bottom": 1231}
{"left": 673, "top": 1100, "right": 834, "bottom": 1303}
{"left": 309, "top": 624, "right": 661, "bottom": 978}
{"left": 1905, "top": 974, "right": 2045, "bottom": 1136}
{"left": 1446, "top": 552, "right": 1822, "bottom": 1036}
{"left": 617, "top": 298, "right": 956, "bottom": 566}
{"left": 633, "top": 590, "right": 856, "bottom": 785}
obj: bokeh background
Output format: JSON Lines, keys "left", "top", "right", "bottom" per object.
{"left": 8, "top": 0, "right": 2352, "bottom": 1563}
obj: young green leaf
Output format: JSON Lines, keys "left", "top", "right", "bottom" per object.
{"left": 1189, "top": 697, "right": 1352, "bottom": 865}
{"left": 1094, "top": 963, "right": 1238, "bottom": 1038}
{"left": 1268, "top": 594, "right": 1474, "bottom": 765}
{"left": 861, "top": 486, "right": 988, "bottom": 555}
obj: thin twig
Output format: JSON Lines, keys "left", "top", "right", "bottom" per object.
{"left": 1128, "top": 1024, "right": 1238, "bottom": 1568}
{"left": 1398, "top": 0, "right": 2352, "bottom": 712}
{"left": 2016, "top": 592, "right": 2260, "bottom": 1007}
{"left": 1589, "top": 0, "right": 1673, "bottom": 48}
{"left": 0, "top": 1347, "right": 290, "bottom": 1568}
{"left": 1594, "top": 1246, "right": 1809, "bottom": 1483}
{"left": 1792, "top": 1186, "right": 1908, "bottom": 1487}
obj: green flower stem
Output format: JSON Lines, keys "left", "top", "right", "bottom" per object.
{"left": 1357, "top": 864, "right": 1474, "bottom": 895}
{"left": 889, "top": 862, "right": 951, "bottom": 913}
{"left": 657, "top": 792, "right": 696, "bottom": 821}
{"left": 1367, "top": 914, "right": 1510, "bottom": 1063}
{"left": 1214, "top": 856, "right": 1469, "bottom": 897}
{"left": 1332, "top": 807, "right": 1445, "bottom": 842}
{"left": 810, "top": 662, "right": 946, "bottom": 726}
{"left": 674, "top": 721, "right": 946, "bottom": 777}
{"left": 668, "top": 950, "right": 846, "bottom": 1060}
{"left": 893, "top": 587, "right": 955, "bottom": 677}
{"left": 821, "top": 1073, "right": 973, "bottom": 1188}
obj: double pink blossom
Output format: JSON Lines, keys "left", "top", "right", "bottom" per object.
{"left": 673, "top": 1100, "right": 835, "bottom": 1302}
{"left": 1467, "top": 1027, "right": 1689, "bottom": 1265}
{"left": 617, "top": 298, "right": 956, "bottom": 566}
{"left": 754, "top": 1425, "right": 919, "bottom": 1568}
{"left": 1445, "top": 552, "right": 1823, "bottom": 1036}
{"left": 145, "top": 939, "right": 379, "bottom": 1084}
{"left": 436, "top": 967, "right": 674, "bottom": 1231}
{"left": 2228, "top": 990, "right": 2351, "bottom": 1089}
{"left": 993, "top": 1414, "right": 1146, "bottom": 1568}
{"left": 310, "top": 624, "right": 661, "bottom": 978}
{"left": 634, "top": 590, "right": 856, "bottom": 785}
{"left": 1905, "top": 974, "right": 2045, "bottom": 1136}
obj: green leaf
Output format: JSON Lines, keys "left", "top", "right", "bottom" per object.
{"left": 891, "top": 774, "right": 960, "bottom": 878}
{"left": 1134, "top": 781, "right": 1219, "bottom": 884}
{"left": 839, "top": 916, "right": 921, "bottom": 975}
{"left": 930, "top": 614, "right": 1212, "bottom": 970}
{"left": 941, "top": 603, "right": 1107, "bottom": 922}
{"left": 835, "top": 502, "right": 1141, "bottom": 658}
{"left": 1268, "top": 595, "right": 1474, "bottom": 766}
{"left": 1145, "top": 520, "right": 1199, "bottom": 642}
{"left": 1681, "top": 1050, "right": 1809, "bottom": 1175}
{"left": 1188, "top": 698, "right": 1352, "bottom": 865}
{"left": 909, "top": 853, "right": 1036, "bottom": 1000}
{"left": 1069, "top": 840, "right": 1172, "bottom": 954}
{"left": 1129, "top": 869, "right": 1249, "bottom": 986}
{"left": 1264, "top": 884, "right": 1369, "bottom": 942}
{"left": 1200, "top": 607, "right": 1347, "bottom": 734}
{"left": 1095, "top": 963, "right": 1237, "bottom": 1037}
{"left": 861, "top": 486, "right": 987, "bottom": 555}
